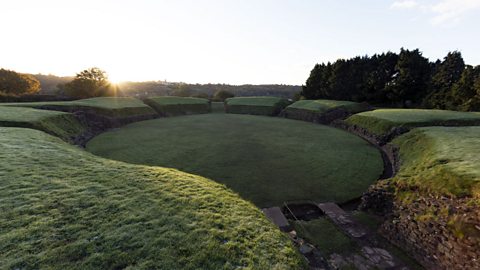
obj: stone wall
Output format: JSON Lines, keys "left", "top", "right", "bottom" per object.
{"left": 361, "top": 183, "right": 480, "bottom": 269}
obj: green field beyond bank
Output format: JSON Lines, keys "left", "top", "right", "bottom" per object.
{"left": 0, "top": 127, "right": 303, "bottom": 269}
{"left": 87, "top": 114, "right": 383, "bottom": 207}
{"left": 144, "top": 96, "right": 210, "bottom": 116}
{"left": 393, "top": 126, "right": 480, "bottom": 198}
{"left": 0, "top": 106, "right": 85, "bottom": 140}
{"left": 225, "top": 96, "right": 290, "bottom": 116}
{"left": 1, "top": 97, "right": 156, "bottom": 118}
{"left": 346, "top": 109, "right": 480, "bottom": 136}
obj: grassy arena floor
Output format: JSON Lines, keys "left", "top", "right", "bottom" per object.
{"left": 0, "top": 127, "right": 304, "bottom": 269}
{"left": 87, "top": 114, "right": 383, "bottom": 207}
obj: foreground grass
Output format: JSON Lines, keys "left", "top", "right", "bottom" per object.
{"left": 346, "top": 109, "right": 480, "bottom": 136}
{"left": 225, "top": 97, "right": 290, "bottom": 116}
{"left": 0, "top": 106, "right": 85, "bottom": 140}
{"left": 1, "top": 97, "right": 157, "bottom": 118}
{"left": 392, "top": 126, "right": 480, "bottom": 198}
{"left": 144, "top": 96, "right": 211, "bottom": 116}
{"left": 87, "top": 114, "right": 383, "bottom": 207}
{"left": 0, "top": 127, "right": 304, "bottom": 269}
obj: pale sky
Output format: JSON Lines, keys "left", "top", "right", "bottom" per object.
{"left": 1, "top": 0, "right": 479, "bottom": 85}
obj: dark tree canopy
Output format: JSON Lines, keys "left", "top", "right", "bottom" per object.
{"left": 212, "top": 89, "right": 235, "bottom": 101}
{"left": 64, "top": 67, "right": 119, "bottom": 99}
{"left": 0, "top": 68, "right": 41, "bottom": 95}
{"left": 302, "top": 49, "right": 480, "bottom": 111}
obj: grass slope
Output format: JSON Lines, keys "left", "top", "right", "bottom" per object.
{"left": 346, "top": 109, "right": 480, "bottom": 136}
{"left": 144, "top": 96, "right": 210, "bottom": 116}
{"left": 0, "top": 127, "right": 304, "bottom": 269}
{"left": 392, "top": 126, "right": 480, "bottom": 198}
{"left": 0, "top": 106, "right": 85, "bottom": 140}
{"left": 2, "top": 97, "right": 157, "bottom": 118}
{"left": 284, "top": 99, "right": 370, "bottom": 122}
{"left": 293, "top": 218, "right": 357, "bottom": 255}
{"left": 87, "top": 114, "right": 383, "bottom": 207}
{"left": 286, "top": 99, "right": 369, "bottom": 114}
{"left": 225, "top": 97, "right": 290, "bottom": 116}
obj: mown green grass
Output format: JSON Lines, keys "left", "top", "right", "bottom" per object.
{"left": 144, "top": 96, "right": 210, "bottom": 116}
{"left": 1, "top": 97, "right": 157, "bottom": 118}
{"left": 87, "top": 114, "right": 383, "bottom": 207}
{"left": 293, "top": 218, "right": 357, "bottom": 255}
{"left": 392, "top": 126, "right": 480, "bottom": 198}
{"left": 286, "top": 99, "right": 369, "bottom": 114}
{"left": 0, "top": 106, "right": 85, "bottom": 140}
{"left": 0, "top": 127, "right": 305, "bottom": 269}
{"left": 211, "top": 102, "right": 226, "bottom": 113}
{"left": 225, "top": 96, "right": 290, "bottom": 116}
{"left": 346, "top": 109, "right": 480, "bottom": 136}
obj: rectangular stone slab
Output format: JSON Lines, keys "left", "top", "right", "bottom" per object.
{"left": 262, "top": 207, "right": 291, "bottom": 232}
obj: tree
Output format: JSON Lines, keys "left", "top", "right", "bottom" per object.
{"left": 423, "top": 51, "right": 465, "bottom": 109}
{"left": 363, "top": 52, "right": 398, "bottom": 104}
{"left": 448, "top": 66, "right": 480, "bottom": 110}
{"left": 64, "top": 67, "right": 118, "bottom": 98}
{"left": 0, "top": 68, "right": 41, "bottom": 95}
{"left": 460, "top": 66, "right": 480, "bottom": 111}
{"left": 301, "top": 63, "right": 333, "bottom": 99}
{"left": 384, "top": 48, "right": 431, "bottom": 106}
{"left": 212, "top": 89, "right": 234, "bottom": 101}
{"left": 171, "top": 84, "right": 194, "bottom": 97}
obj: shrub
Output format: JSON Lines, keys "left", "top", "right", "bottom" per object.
{"left": 0, "top": 68, "right": 40, "bottom": 95}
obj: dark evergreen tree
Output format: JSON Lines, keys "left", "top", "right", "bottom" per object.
{"left": 363, "top": 52, "right": 398, "bottom": 103}
{"left": 384, "top": 48, "right": 431, "bottom": 106}
{"left": 448, "top": 66, "right": 480, "bottom": 110}
{"left": 423, "top": 51, "right": 465, "bottom": 109}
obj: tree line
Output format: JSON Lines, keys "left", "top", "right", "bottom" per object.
{"left": 301, "top": 49, "right": 480, "bottom": 111}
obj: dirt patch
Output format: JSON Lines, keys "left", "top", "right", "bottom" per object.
{"left": 283, "top": 203, "right": 324, "bottom": 221}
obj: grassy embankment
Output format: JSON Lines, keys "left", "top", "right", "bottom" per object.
{"left": 225, "top": 96, "right": 290, "bottom": 116}
{"left": 0, "top": 106, "right": 85, "bottom": 141}
{"left": 1, "top": 97, "right": 157, "bottom": 118}
{"left": 392, "top": 126, "right": 480, "bottom": 199}
{"left": 144, "top": 96, "right": 211, "bottom": 116}
{"left": 284, "top": 99, "right": 370, "bottom": 121}
{"left": 346, "top": 109, "right": 480, "bottom": 137}
{"left": 388, "top": 126, "right": 480, "bottom": 240}
{"left": 0, "top": 127, "right": 305, "bottom": 269}
{"left": 87, "top": 113, "right": 383, "bottom": 207}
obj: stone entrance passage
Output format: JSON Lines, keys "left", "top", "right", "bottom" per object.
{"left": 263, "top": 202, "right": 417, "bottom": 270}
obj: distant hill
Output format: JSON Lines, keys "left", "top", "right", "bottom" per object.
{"left": 31, "top": 74, "right": 73, "bottom": 94}
{"left": 31, "top": 73, "right": 300, "bottom": 98}
{"left": 119, "top": 81, "right": 301, "bottom": 99}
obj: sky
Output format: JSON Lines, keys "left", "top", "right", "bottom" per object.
{"left": 0, "top": 0, "right": 479, "bottom": 85}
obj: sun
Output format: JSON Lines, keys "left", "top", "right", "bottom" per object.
{"left": 108, "top": 73, "right": 123, "bottom": 84}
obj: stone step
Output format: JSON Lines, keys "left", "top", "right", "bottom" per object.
{"left": 262, "top": 206, "right": 291, "bottom": 232}
{"left": 318, "top": 202, "right": 367, "bottom": 238}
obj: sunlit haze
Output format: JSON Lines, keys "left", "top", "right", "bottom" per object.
{"left": 1, "top": 0, "right": 479, "bottom": 84}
